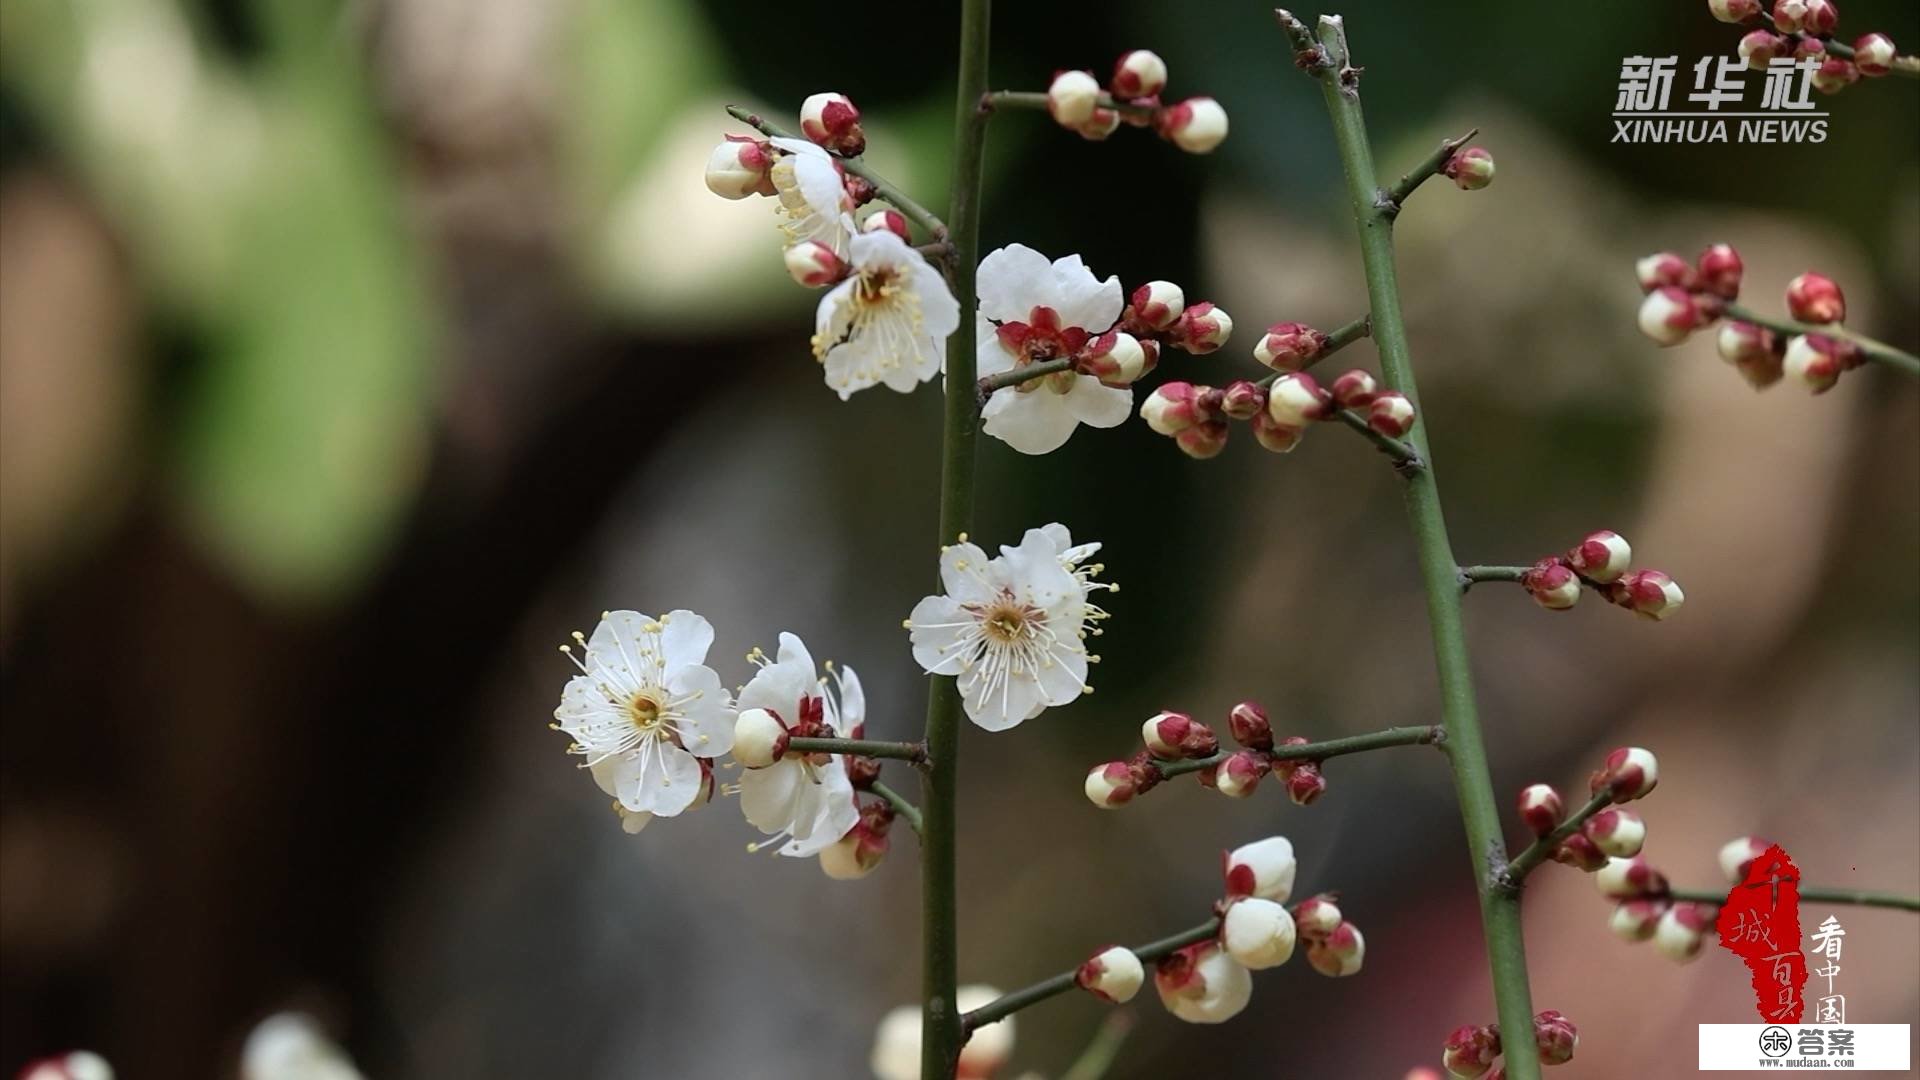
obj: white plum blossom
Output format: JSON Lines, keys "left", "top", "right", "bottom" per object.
{"left": 733, "top": 633, "right": 861, "bottom": 857}
{"left": 813, "top": 229, "right": 960, "bottom": 400}
{"left": 871, "top": 985, "right": 1013, "bottom": 1080}
{"left": 553, "top": 609, "right": 734, "bottom": 821}
{"left": 906, "top": 525, "right": 1104, "bottom": 731}
{"left": 976, "top": 244, "right": 1132, "bottom": 454}
{"left": 242, "top": 1013, "right": 364, "bottom": 1080}
{"left": 769, "top": 136, "right": 852, "bottom": 255}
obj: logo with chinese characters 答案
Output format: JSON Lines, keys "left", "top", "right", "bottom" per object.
{"left": 1613, "top": 54, "right": 1827, "bottom": 143}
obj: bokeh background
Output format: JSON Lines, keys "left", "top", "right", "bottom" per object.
{"left": 2, "top": 0, "right": 1917, "bottom": 1076}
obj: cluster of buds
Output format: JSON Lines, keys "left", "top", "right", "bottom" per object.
{"left": 1291, "top": 892, "right": 1365, "bottom": 977}
{"left": 1440, "top": 1010, "right": 1578, "bottom": 1078}
{"left": 1143, "top": 360, "right": 1413, "bottom": 461}
{"left": 1085, "top": 701, "right": 1355, "bottom": 807}
{"left": 1599, "top": 855, "right": 1721, "bottom": 964}
{"left": 1639, "top": 242, "right": 1869, "bottom": 394}
{"left": 1045, "top": 50, "right": 1229, "bottom": 153}
{"left": 1513, "top": 530, "right": 1685, "bottom": 620}
{"left": 1022, "top": 277, "right": 1237, "bottom": 408}
{"left": 1516, "top": 747, "right": 1660, "bottom": 873}
{"left": 1709, "top": 1, "right": 1906, "bottom": 88}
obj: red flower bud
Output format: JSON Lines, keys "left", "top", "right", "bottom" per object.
{"left": 1330, "top": 368, "right": 1379, "bottom": 408}
{"left": 1516, "top": 783, "right": 1565, "bottom": 838}
{"left": 1285, "top": 763, "right": 1328, "bottom": 805}
{"left": 1221, "top": 379, "right": 1267, "bottom": 421}
{"left": 1854, "top": 33, "right": 1898, "bottom": 76}
{"left": 1253, "top": 321, "right": 1327, "bottom": 372}
{"left": 1227, "top": 700, "right": 1274, "bottom": 751}
{"left": 1785, "top": 271, "right": 1845, "bottom": 323}
{"left": 1696, "top": 243, "right": 1743, "bottom": 299}
{"left": 800, "top": 92, "right": 865, "bottom": 156}
{"left": 1442, "top": 1023, "right": 1503, "bottom": 1079}
{"left": 1533, "top": 1010, "right": 1579, "bottom": 1066}
{"left": 1592, "top": 746, "right": 1659, "bottom": 801}
{"left": 1551, "top": 833, "right": 1608, "bottom": 873}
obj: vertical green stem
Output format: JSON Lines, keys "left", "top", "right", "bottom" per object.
{"left": 1300, "top": 14, "right": 1540, "bottom": 1078}
{"left": 921, "top": 0, "right": 991, "bottom": 1076}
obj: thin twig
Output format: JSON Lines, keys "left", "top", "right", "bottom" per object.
{"left": 871, "top": 779, "right": 925, "bottom": 838}
{"left": 1383, "top": 128, "right": 1478, "bottom": 213}
{"left": 1154, "top": 724, "right": 1443, "bottom": 781}
{"left": 981, "top": 89, "right": 1159, "bottom": 121}
{"left": 976, "top": 357, "right": 1074, "bottom": 402}
{"left": 1333, "top": 408, "right": 1424, "bottom": 471}
{"left": 1723, "top": 302, "right": 1920, "bottom": 377}
{"left": 1669, "top": 885, "right": 1920, "bottom": 913}
{"left": 786, "top": 736, "right": 927, "bottom": 765}
{"left": 1499, "top": 789, "right": 1613, "bottom": 892}
{"left": 960, "top": 919, "right": 1221, "bottom": 1032}
{"left": 725, "top": 105, "right": 951, "bottom": 242}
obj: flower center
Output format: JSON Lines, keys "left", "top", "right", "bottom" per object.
{"left": 627, "top": 693, "right": 665, "bottom": 734}
{"left": 981, "top": 599, "right": 1037, "bottom": 644}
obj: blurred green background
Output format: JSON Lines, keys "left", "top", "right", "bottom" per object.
{"left": 1, "top": 0, "right": 1916, "bottom": 1076}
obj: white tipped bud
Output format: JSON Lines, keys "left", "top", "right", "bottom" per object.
{"left": 783, "top": 241, "right": 845, "bottom": 288}
{"left": 1782, "top": 333, "right": 1849, "bottom": 393}
{"left": 1128, "top": 280, "right": 1186, "bottom": 331}
{"left": 1718, "top": 835, "right": 1772, "bottom": 884}
{"left": 1517, "top": 783, "right": 1565, "bottom": 837}
{"left": 1214, "top": 751, "right": 1264, "bottom": 798}
{"left": 1854, "top": 33, "right": 1898, "bottom": 77}
{"left": 1047, "top": 70, "right": 1102, "bottom": 128}
{"left": 704, "top": 138, "right": 774, "bottom": 199}
{"left": 1595, "top": 746, "right": 1660, "bottom": 800}
{"left": 1265, "top": 372, "right": 1332, "bottom": 427}
{"left": 1609, "top": 897, "right": 1671, "bottom": 943}
{"left": 1637, "top": 286, "right": 1699, "bottom": 346}
{"left": 1306, "top": 922, "right": 1364, "bottom": 976}
{"left": 799, "top": 92, "right": 865, "bottom": 155}
{"left": 1159, "top": 97, "right": 1229, "bottom": 154}
{"left": 1595, "top": 855, "right": 1668, "bottom": 900}
{"left": 1140, "top": 381, "right": 1204, "bottom": 435}
{"left": 1155, "top": 943, "right": 1254, "bottom": 1024}
{"left": 1084, "top": 761, "right": 1136, "bottom": 809}
{"left": 860, "top": 208, "right": 910, "bottom": 241}
{"left": 1366, "top": 392, "right": 1416, "bottom": 438}
{"left": 1077, "top": 945, "right": 1145, "bottom": 1003}
{"left": 1566, "top": 530, "right": 1632, "bottom": 584}
{"left": 1223, "top": 836, "right": 1297, "bottom": 901}
{"left": 1083, "top": 331, "right": 1150, "bottom": 387}
{"left": 1654, "top": 904, "right": 1716, "bottom": 963}
{"left": 1584, "top": 807, "right": 1647, "bottom": 858}
{"left": 1222, "top": 898, "right": 1298, "bottom": 969}
{"left": 1291, "top": 895, "right": 1343, "bottom": 939}
{"left": 732, "top": 708, "right": 788, "bottom": 768}
{"left": 1112, "top": 49, "right": 1168, "bottom": 99}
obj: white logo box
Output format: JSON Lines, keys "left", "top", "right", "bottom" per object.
{"left": 1699, "top": 1024, "right": 1912, "bottom": 1071}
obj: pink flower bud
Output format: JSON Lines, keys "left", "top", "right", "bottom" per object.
{"left": 1155, "top": 941, "right": 1254, "bottom": 1024}
{"left": 1112, "top": 49, "right": 1169, "bottom": 99}
{"left": 1253, "top": 322, "right": 1327, "bottom": 371}
{"left": 1330, "top": 368, "right": 1379, "bottom": 407}
{"left": 1584, "top": 807, "right": 1647, "bottom": 858}
{"left": 1306, "top": 922, "right": 1364, "bottom": 976}
{"left": 1793, "top": 36, "right": 1829, "bottom": 60}
{"left": 783, "top": 241, "right": 846, "bottom": 287}
{"left": 1081, "top": 330, "right": 1152, "bottom": 387}
{"left": 1812, "top": 56, "right": 1860, "bottom": 93}
{"left": 1716, "top": 320, "right": 1775, "bottom": 368}
{"left": 1593, "top": 746, "right": 1659, "bottom": 801}
{"left": 1637, "top": 286, "right": 1699, "bottom": 346}
{"left": 1517, "top": 783, "right": 1565, "bottom": 837}
{"left": 1854, "top": 33, "right": 1898, "bottom": 76}
{"left": 1719, "top": 835, "right": 1774, "bottom": 884}
{"left": 1565, "top": 530, "right": 1632, "bottom": 584}
{"left": 1072, "top": 107, "right": 1124, "bottom": 142}
{"left": 1521, "top": 558, "right": 1582, "bottom": 611}
{"left": 1078, "top": 944, "right": 1146, "bottom": 1003}
{"left": 1215, "top": 750, "right": 1267, "bottom": 797}
{"left": 1221, "top": 379, "right": 1267, "bottom": 421}
{"left": 820, "top": 820, "right": 889, "bottom": 879}
{"left": 1367, "top": 392, "right": 1417, "bottom": 437}
{"left": 1158, "top": 97, "right": 1229, "bottom": 154}
{"left": 1228, "top": 700, "right": 1274, "bottom": 751}
{"left": 1224, "top": 836, "right": 1298, "bottom": 901}
{"left": 1596, "top": 855, "right": 1670, "bottom": 900}
{"left": 1609, "top": 896, "right": 1673, "bottom": 942}
{"left": 1552, "top": 833, "right": 1609, "bottom": 872}
{"left": 861, "top": 208, "right": 910, "bottom": 241}
{"left": 1046, "top": 70, "right": 1102, "bottom": 129}
{"left": 732, "top": 707, "right": 790, "bottom": 768}
{"left": 1172, "top": 301, "right": 1233, "bottom": 354}
{"left": 1251, "top": 412, "right": 1306, "bottom": 454}
{"left": 1771, "top": 0, "right": 1811, "bottom": 32}
{"left": 1285, "top": 763, "right": 1328, "bottom": 805}
{"left": 1142, "top": 711, "right": 1219, "bottom": 759}
{"left": 1709, "top": 0, "right": 1764, "bottom": 22}
{"left": 800, "top": 92, "right": 865, "bottom": 156}
{"left": 1654, "top": 902, "right": 1717, "bottom": 963}
{"left": 1443, "top": 1023, "right": 1503, "bottom": 1079}
{"left": 1785, "top": 271, "right": 1846, "bottom": 323}
{"left": 1608, "top": 569, "right": 1684, "bottom": 620}
{"left": 1695, "top": 243, "right": 1744, "bottom": 299}
{"left": 1635, "top": 251, "right": 1697, "bottom": 293}
{"left": 1085, "top": 761, "right": 1138, "bottom": 808}
{"left": 1266, "top": 372, "right": 1332, "bottom": 426}
{"left": 1291, "top": 893, "right": 1343, "bottom": 938}
{"left": 1222, "top": 896, "right": 1298, "bottom": 969}
{"left": 1798, "top": 0, "right": 1839, "bottom": 35}
{"left": 1533, "top": 1010, "right": 1578, "bottom": 1067}
{"left": 1176, "top": 420, "right": 1231, "bottom": 460}
{"left": 1738, "top": 29, "right": 1790, "bottom": 68}
{"left": 1442, "top": 146, "right": 1496, "bottom": 191}
{"left": 1141, "top": 381, "right": 1205, "bottom": 434}
{"left": 1127, "top": 280, "right": 1186, "bottom": 332}
{"left": 704, "top": 136, "right": 776, "bottom": 199}
{"left": 1782, "top": 333, "right": 1855, "bottom": 392}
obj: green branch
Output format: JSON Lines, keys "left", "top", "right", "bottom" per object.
{"left": 1153, "top": 723, "right": 1442, "bottom": 780}
{"left": 1722, "top": 302, "right": 1920, "bottom": 377}
{"left": 1668, "top": 885, "right": 1920, "bottom": 913}
{"left": 982, "top": 89, "right": 1159, "bottom": 120}
{"left": 786, "top": 736, "right": 927, "bottom": 765}
{"left": 1332, "top": 408, "right": 1424, "bottom": 470}
{"left": 1276, "top": 10, "right": 1543, "bottom": 1078}
{"left": 977, "top": 357, "right": 1074, "bottom": 400}
{"left": 960, "top": 918, "right": 1221, "bottom": 1032}
{"left": 724, "top": 104, "right": 950, "bottom": 242}
{"left": 871, "top": 779, "right": 925, "bottom": 838}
